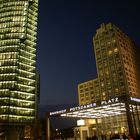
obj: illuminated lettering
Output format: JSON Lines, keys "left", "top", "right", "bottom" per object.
{"left": 101, "top": 101, "right": 107, "bottom": 105}
{"left": 130, "top": 97, "right": 140, "bottom": 103}
{"left": 50, "top": 109, "right": 66, "bottom": 116}
{"left": 92, "top": 103, "right": 96, "bottom": 107}
{"left": 50, "top": 98, "right": 119, "bottom": 116}
{"left": 115, "top": 98, "right": 119, "bottom": 102}
{"left": 108, "top": 100, "right": 111, "bottom": 103}
{"left": 69, "top": 103, "right": 97, "bottom": 112}
{"left": 101, "top": 98, "right": 118, "bottom": 105}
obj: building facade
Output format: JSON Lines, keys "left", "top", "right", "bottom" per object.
{"left": 77, "top": 23, "right": 140, "bottom": 138}
{"left": 78, "top": 79, "right": 99, "bottom": 105}
{"left": 0, "top": 0, "right": 39, "bottom": 139}
{"left": 78, "top": 23, "right": 140, "bottom": 105}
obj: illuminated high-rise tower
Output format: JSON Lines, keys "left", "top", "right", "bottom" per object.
{"left": 0, "top": 0, "right": 39, "bottom": 139}
{"left": 77, "top": 23, "right": 140, "bottom": 136}
{"left": 78, "top": 23, "right": 140, "bottom": 105}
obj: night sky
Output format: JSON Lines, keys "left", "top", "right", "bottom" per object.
{"left": 37, "top": 0, "right": 140, "bottom": 106}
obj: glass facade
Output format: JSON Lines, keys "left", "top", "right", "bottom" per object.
{"left": 0, "top": 0, "right": 38, "bottom": 124}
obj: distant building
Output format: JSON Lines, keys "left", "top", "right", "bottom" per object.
{"left": 0, "top": 0, "right": 39, "bottom": 139}
{"left": 78, "top": 23, "right": 140, "bottom": 105}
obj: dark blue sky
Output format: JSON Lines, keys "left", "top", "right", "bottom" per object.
{"left": 37, "top": 0, "right": 140, "bottom": 106}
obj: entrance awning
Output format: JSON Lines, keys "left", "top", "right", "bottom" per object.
{"left": 49, "top": 96, "right": 140, "bottom": 119}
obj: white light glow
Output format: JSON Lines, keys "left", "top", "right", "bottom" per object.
{"left": 77, "top": 119, "right": 85, "bottom": 126}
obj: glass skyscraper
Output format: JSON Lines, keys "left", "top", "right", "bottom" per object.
{"left": 0, "top": 0, "right": 39, "bottom": 138}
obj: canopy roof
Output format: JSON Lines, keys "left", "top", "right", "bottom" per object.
{"left": 49, "top": 96, "right": 140, "bottom": 119}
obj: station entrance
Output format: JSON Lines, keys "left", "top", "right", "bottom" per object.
{"left": 47, "top": 96, "right": 140, "bottom": 140}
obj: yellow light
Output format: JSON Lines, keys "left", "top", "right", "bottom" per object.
{"left": 114, "top": 48, "right": 118, "bottom": 52}
{"left": 88, "top": 119, "right": 96, "bottom": 124}
{"left": 108, "top": 50, "right": 112, "bottom": 55}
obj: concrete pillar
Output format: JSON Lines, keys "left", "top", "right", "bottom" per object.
{"left": 79, "top": 128, "right": 83, "bottom": 140}
{"left": 79, "top": 126, "right": 89, "bottom": 140}
{"left": 46, "top": 115, "right": 50, "bottom": 140}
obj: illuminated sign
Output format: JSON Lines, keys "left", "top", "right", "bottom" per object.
{"left": 49, "top": 97, "right": 119, "bottom": 116}
{"left": 77, "top": 119, "right": 85, "bottom": 126}
{"left": 101, "top": 98, "right": 119, "bottom": 105}
{"left": 130, "top": 97, "right": 140, "bottom": 103}
{"left": 70, "top": 98, "right": 119, "bottom": 112}
{"left": 70, "top": 103, "right": 96, "bottom": 112}
{"left": 50, "top": 109, "right": 66, "bottom": 116}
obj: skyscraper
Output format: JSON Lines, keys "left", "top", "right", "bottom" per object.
{"left": 0, "top": 0, "right": 39, "bottom": 139}
{"left": 77, "top": 23, "right": 140, "bottom": 136}
{"left": 78, "top": 23, "right": 140, "bottom": 105}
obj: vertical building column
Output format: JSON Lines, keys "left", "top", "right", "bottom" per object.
{"left": 130, "top": 104, "right": 138, "bottom": 135}
{"left": 95, "top": 118, "right": 98, "bottom": 136}
{"left": 46, "top": 115, "right": 50, "bottom": 140}
{"left": 125, "top": 100, "right": 134, "bottom": 136}
{"left": 135, "top": 104, "right": 140, "bottom": 134}
{"left": 79, "top": 127, "right": 83, "bottom": 140}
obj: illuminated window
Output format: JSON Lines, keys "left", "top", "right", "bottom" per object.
{"left": 114, "top": 48, "right": 118, "bottom": 52}
{"left": 108, "top": 50, "right": 112, "bottom": 55}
